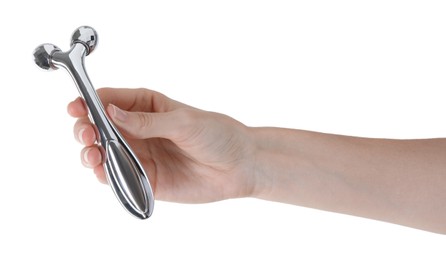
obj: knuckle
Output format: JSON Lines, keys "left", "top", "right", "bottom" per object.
{"left": 74, "top": 118, "right": 87, "bottom": 128}
{"left": 173, "top": 108, "right": 204, "bottom": 138}
{"left": 96, "top": 87, "right": 113, "bottom": 105}
{"left": 137, "top": 113, "right": 153, "bottom": 134}
{"left": 137, "top": 88, "right": 168, "bottom": 112}
{"left": 96, "top": 87, "right": 111, "bottom": 97}
{"left": 177, "top": 108, "right": 198, "bottom": 126}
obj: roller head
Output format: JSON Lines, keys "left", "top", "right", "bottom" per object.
{"left": 33, "top": 44, "right": 61, "bottom": 70}
{"left": 71, "top": 26, "right": 98, "bottom": 55}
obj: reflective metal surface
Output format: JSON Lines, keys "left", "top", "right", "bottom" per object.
{"left": 33, "top": 44, "right": 61, "bottom": 70}
{"left": 70, "top": 26, "right": 98, "bottom": 55}
{"left": 33, "top": 26, "right": 154, "bottom": 219}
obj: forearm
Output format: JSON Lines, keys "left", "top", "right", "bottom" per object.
{"left": 250, "top": 127, "right": 446, "bottom": 234}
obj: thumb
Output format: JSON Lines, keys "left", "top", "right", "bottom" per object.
{"left": 106, "top": 104, "right": 179, "bottom": 140}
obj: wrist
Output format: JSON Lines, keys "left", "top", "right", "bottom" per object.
{"left": 248, "top": 127, "right": 301, "bottom": 201}
{"left": 249, "top": 127, "right": 272, "bottom": 199}
{"left": 248, "top": 127, "right": 326, "bottom": 204}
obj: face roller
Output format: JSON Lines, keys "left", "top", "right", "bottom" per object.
{"left": 33, "top": 26, "right": 154, "bottom": 219}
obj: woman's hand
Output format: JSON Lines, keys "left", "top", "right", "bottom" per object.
{"left": 67, "top": 88, "right": 257, "bottom": 203}
{"left": 68, "top": 88, "right": 446, "bottom": 234}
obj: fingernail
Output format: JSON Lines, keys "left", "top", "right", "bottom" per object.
{"left": 83, "top": 148, "right": 91, "bottom": 167}
{"left": 78, "top": 128, "right": 86, "bottom": 145}
{"left": 109, "top": 104, "right": 127, "bottom": 122}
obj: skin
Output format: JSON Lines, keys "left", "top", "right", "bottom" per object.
{"left": 68, "top": 88, "right": 446, "bottom": 234}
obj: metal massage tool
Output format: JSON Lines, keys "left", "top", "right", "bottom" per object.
{"left": 33, "top": 26, "right": 154, "bottom": 219}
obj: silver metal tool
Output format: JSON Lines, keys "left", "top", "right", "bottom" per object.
{"left": 33, "top": 26, "right": 154, "bottom": 219}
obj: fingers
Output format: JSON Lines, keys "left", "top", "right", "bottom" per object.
{"left": 93, "top": 166, "right": 107, "bottom": 184}
{"left": 80, "top": 143, "right": 107, "bottom": 184}
{"left": 67, "top": 87, "right": 194, "bottom": 143}
{"left": 67, "top": 97, "right": 88, "bottom": 118}
{"left": 67, "top": 87, "right": 192, "bottom": 186}
{"left": 68, "top": 88, "right": 189, "bottom": 117}
{"left": 96, "top": 88, "right": 187, "bottom": 113}
{"left": 106, "top": 104, "right": 192, "bottom": 141}
{"left": 73, "top": 118, "right": 97, "bottom": 146}
{"left": 81, "top": 146, "right": 102, "bottom": 168}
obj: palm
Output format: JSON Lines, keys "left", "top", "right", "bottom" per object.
{"left": 127, "top": 135, "right": 244, "bottom": 203}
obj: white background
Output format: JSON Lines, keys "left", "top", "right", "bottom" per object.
{"left": 0, "top": 0, "right": 445, "bottom": 259}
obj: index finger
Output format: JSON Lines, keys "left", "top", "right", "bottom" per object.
{"left": 67, "top": 97, "right": 88, "bottom": 118}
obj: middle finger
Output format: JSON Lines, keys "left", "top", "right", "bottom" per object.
{"left": 73, "top": 118, "right": 97, "bottom": 146}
